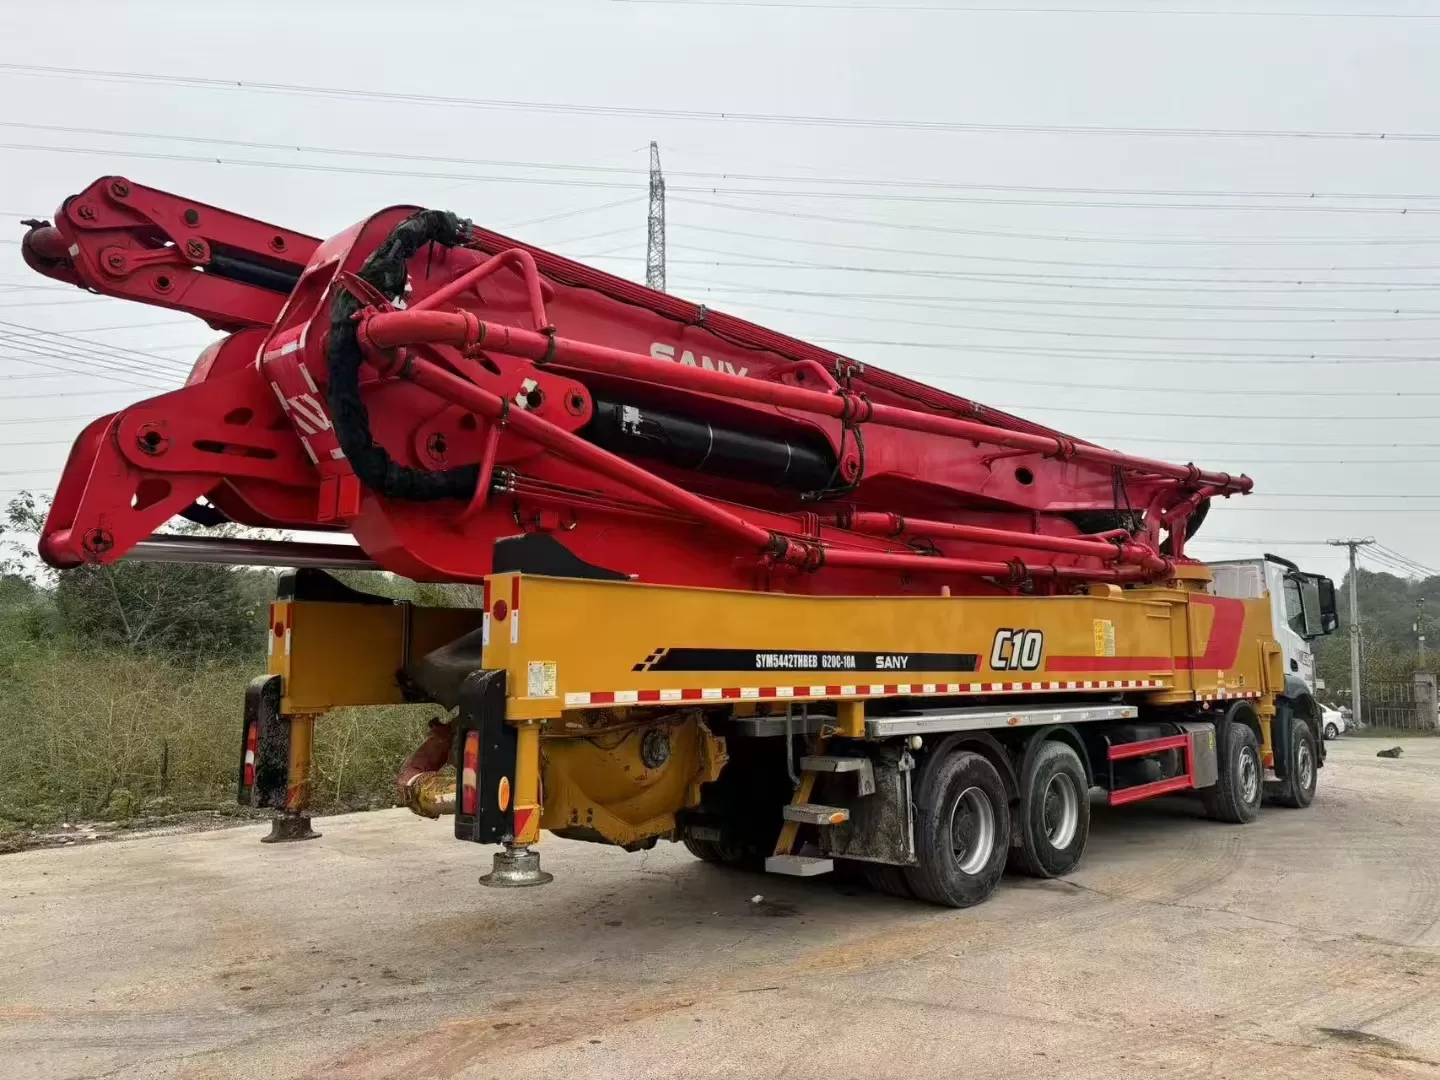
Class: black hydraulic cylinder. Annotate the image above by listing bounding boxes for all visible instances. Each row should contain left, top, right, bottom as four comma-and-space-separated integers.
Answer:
208, 251, 303, 294
586, 398, 836, 490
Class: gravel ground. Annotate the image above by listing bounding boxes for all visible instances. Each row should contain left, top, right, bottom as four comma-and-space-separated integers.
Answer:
2, 737, 1438, 1079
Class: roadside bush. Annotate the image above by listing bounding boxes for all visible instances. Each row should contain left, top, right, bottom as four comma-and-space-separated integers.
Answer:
0, 643, 434, 826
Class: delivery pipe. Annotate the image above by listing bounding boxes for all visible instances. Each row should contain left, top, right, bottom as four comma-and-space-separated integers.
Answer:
359, 310, 1251, 495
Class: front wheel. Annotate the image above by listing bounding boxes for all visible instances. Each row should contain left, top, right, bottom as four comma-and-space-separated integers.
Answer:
904, 749, 1011, 908
1275, 717, 1318, 809
1324, 722, 1339, 741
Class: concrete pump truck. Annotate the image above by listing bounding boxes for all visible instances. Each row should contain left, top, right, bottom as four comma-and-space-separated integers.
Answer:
20, 177, 1337, 906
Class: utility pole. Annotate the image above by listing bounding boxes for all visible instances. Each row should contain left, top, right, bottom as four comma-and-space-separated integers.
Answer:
1329, 538, 1374, 726
645, 141, 666, 292
1416, 597, 1427, 666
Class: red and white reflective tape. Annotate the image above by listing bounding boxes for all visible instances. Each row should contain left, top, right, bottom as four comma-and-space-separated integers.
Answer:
1198, 689, 1263, 703
562, 678, 1166, 708
509, 577, 521, 645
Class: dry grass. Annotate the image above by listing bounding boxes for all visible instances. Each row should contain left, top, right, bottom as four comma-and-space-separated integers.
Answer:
0, 643, 433, 825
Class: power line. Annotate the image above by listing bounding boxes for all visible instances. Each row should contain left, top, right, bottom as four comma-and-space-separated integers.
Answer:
679, 280, 1440, 319
671, 259, 1440, 295
19, 119, 1440, 208
718, 296, 1440, 336
666, 244, 1440, 290
675, 197, 1440, 247
0, 340, 176, 392
0, 319, 192, 369
1251, 493, 1440, 500
611, 1, 1440, 15
1370, 543, 1440, 576
989, 402, 1437, 420
14, 62, 1440, 144
669, 219, 1440, 277
18, 137, 1440, 219
496, 196, 645, 232
900, 369, 1440, 399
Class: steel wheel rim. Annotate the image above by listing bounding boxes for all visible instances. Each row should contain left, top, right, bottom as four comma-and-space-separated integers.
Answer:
1297, 739, 1314, 791
950, 785, 996, 876
1043, 771, 1080, 850
1239, 746, 1260, 804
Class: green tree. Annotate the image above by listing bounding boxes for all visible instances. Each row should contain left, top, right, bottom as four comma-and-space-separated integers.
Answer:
3, 492, 273, 661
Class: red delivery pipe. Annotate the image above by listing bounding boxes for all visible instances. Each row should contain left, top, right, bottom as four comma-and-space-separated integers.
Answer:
819, 547, 1149, 583
409, 247, 554, 327
842, 512, 1170, 573
359, 311, 1251, 495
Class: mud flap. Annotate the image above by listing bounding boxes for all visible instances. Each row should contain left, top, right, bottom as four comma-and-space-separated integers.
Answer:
239, 675, 290, 809
452, 669, 518, 844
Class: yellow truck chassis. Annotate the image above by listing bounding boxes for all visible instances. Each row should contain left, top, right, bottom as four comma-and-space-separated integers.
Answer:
238, 564, 1325, 907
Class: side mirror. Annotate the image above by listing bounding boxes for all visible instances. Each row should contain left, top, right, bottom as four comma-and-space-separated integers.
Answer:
1303, 574, 1339, 638
1318, 577, 1338, 634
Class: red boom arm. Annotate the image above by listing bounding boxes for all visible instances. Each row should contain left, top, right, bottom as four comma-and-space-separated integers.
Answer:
22, 177, 1248, 597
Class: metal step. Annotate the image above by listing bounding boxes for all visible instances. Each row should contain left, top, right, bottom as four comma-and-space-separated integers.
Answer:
782, 803, 850, 825
801, 755, 877, 796
764, 854, 835, 877
800, 755, 867, 773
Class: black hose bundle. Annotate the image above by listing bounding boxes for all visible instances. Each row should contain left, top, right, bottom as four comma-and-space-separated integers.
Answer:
327, 209, 480, 501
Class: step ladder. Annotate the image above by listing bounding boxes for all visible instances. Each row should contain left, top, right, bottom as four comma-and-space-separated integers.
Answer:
765, 752, 875, 877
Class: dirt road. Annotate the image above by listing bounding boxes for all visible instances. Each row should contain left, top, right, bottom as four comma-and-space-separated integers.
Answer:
3, 737, 1439, 1079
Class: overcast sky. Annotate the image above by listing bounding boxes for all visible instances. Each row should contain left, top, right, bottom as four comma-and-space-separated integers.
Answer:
7, 0, 1440, 581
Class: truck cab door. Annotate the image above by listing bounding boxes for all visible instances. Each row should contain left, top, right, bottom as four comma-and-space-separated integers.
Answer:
1275, 569, 1338, 693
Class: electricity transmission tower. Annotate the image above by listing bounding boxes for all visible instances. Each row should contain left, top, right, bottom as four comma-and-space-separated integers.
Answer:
1328, 538, 1375, 726
645, 141, 666, 292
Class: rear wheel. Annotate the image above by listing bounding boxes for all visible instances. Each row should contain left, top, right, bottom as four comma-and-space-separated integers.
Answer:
1202, 718, 1262, 824
1010, 740, 1091, 878
683, 837, 730, 864
904, 750, 1010, 908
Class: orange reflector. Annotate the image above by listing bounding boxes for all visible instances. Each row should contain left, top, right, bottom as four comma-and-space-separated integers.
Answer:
828, 811, 846, 825
461, 730, 480, 815
497, 776, 511, 812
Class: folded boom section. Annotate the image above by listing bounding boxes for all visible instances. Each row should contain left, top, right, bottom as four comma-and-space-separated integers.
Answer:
23, 176, 1249, 595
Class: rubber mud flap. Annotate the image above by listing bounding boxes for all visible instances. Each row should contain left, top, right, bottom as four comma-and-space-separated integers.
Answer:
240, 675, 289, 809
452, 669, 516, 844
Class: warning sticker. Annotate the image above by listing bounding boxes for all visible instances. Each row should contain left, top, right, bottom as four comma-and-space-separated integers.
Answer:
527, 660, 557, 698
1093, 619, 1116, 658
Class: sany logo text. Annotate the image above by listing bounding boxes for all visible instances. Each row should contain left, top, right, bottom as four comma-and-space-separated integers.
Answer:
650, 343, 748, 378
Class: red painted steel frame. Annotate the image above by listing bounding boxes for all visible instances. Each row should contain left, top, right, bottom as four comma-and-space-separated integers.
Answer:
1107, 733, 1197, 806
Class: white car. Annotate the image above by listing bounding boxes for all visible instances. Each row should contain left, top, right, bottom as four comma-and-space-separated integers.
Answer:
1320, 705, 1348, 741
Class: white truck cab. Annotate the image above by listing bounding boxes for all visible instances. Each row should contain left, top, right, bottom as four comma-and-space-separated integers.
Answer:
1209, 555, 1339, 696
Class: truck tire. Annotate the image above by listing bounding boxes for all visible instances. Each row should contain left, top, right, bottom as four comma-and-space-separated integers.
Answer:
1010, 740, 1091, 878
683, 837, 728, 864
863, 864, 914, 899
1275, 717, 1318, 810
1201, 719, 1262, 824
903, 749, 1010, 908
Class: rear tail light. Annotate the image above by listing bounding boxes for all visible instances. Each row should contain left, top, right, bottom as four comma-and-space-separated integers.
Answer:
461, 730, 480, 815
